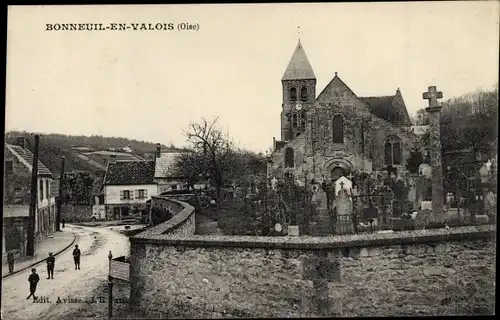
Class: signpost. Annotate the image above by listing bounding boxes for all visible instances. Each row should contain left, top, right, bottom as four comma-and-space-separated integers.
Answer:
108, 251, 130, 318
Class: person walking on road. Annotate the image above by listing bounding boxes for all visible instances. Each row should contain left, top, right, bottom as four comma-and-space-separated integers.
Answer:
46, 252, 55, 279
26, 268, 40, 301
73, 245, 81, 270
62, 218, 65, 228
7, 250, 15, 273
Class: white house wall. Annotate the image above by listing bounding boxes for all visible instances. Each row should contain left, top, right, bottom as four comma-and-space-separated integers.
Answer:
104, 184, 158, 205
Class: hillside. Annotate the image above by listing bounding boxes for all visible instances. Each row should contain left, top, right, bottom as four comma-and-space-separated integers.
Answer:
4, 131, 175, 176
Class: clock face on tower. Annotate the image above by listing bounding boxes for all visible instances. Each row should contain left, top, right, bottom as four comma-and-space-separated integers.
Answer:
295, 102, 303, 111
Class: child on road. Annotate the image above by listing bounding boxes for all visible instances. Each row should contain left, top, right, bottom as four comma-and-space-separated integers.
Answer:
73, 245, 81, 270
46, 252, 55, 279
26, 268, 40, 301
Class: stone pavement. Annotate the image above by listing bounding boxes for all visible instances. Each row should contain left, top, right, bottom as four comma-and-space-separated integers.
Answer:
2, 228, 76, 278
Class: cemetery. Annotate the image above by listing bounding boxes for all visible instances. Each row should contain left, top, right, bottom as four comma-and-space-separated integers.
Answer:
125, 84, 496, 318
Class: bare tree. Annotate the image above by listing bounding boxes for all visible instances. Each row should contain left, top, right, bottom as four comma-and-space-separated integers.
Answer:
183, 117, 238, 211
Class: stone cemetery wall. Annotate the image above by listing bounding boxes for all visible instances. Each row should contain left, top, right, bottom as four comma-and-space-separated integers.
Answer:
61, 203, 93, 222
130, 210, 495, 318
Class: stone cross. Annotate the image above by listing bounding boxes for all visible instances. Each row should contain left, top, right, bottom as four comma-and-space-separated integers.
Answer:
347, 172, 354, 180
423, 86, 443, 110
423, 85, 444, 224
340, 181, 345, 190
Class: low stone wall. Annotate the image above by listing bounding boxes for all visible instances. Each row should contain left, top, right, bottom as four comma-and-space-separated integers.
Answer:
61, 204, 93, 222
130, 197, 495, 317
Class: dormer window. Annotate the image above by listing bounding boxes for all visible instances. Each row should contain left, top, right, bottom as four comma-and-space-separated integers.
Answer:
290, 87, 297, 101
300, 87, 308, 101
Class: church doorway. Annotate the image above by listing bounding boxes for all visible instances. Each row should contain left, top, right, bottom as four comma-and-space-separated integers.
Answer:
331, 166, 346, 182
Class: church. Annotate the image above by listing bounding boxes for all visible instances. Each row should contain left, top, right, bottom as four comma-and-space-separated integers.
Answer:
267, 40, 418, 184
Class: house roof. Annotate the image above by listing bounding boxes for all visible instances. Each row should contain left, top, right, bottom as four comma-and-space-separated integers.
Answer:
154, 152, 182, 178
358, 96, 395, 121
3, 205, 30, 218
104, 160, 155, 185
5, 143, 52, 176
282, 40, 316, 81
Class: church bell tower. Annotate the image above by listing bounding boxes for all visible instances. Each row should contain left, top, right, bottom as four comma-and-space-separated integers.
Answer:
281, 40, 316, 141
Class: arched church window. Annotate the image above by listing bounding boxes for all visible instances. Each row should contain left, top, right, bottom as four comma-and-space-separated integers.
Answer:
384, 136, 403, 165
284, 147, 295, 168
332, 114, 344, 143
300, 112, 306, 129
384, 142, 392, 165
292, 113, 298, 128
290, 87, 297, 101
393, 141, 402, 165
300, 87, 308, 101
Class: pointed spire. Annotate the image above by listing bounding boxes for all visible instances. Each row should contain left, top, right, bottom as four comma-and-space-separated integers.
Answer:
282, 40, 316, 81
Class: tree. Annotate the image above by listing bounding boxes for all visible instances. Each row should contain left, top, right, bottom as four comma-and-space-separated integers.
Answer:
171, 150, 206, 202
183, 117, 238, 212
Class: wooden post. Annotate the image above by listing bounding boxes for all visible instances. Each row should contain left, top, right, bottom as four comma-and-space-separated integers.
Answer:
108, 275, 113, 318
27, 135, 40, 257
56, 156, 66, 232
108, 251, 113, 318
456, 181, 461, 223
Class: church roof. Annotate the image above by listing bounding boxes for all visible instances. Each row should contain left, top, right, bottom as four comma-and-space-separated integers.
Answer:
358, 96, 395, 122
282, 40, 316, 81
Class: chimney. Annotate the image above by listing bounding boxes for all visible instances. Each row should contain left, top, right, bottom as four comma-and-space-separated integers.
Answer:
109, 155, 116, 163
14, 136, 27, 149
156, 143, 161, 158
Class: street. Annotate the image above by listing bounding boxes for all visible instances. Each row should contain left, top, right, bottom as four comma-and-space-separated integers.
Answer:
1, 225, 130, 320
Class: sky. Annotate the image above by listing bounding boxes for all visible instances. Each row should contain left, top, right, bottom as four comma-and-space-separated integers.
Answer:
5, 2, 499, 153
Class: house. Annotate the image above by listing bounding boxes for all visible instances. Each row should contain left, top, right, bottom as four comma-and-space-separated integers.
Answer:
153, 144, 207, 194
122, 146, 133, 153
153, 144, 187, 194
103, 160, 156, 220
3, 137, 57, 260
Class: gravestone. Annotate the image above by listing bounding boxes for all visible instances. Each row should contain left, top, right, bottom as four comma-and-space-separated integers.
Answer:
270, 177, 278, 191
311, 184, 328, 211
418, 163, 432, 178
421, 201, 432, 210
334, 188, 354, 235
484, 190, 496, 217
479, 162, 491, 184
310, 184, 331, 236
334, 176, 352, 197
407, 179, 417, 209
475, 214, 490, 224
288, 225, 300, 236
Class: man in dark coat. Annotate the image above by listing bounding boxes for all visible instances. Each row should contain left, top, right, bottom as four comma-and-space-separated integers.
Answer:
72, 245, 81, 270
26, 268, 40, 301
46, 252, 55, 279
62, 218, 66, 228
7, 250, 15, 273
